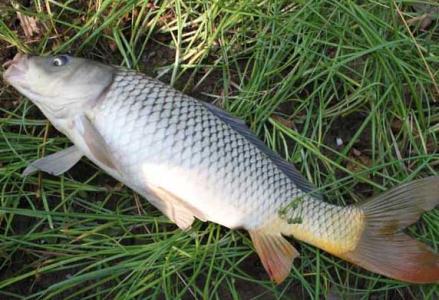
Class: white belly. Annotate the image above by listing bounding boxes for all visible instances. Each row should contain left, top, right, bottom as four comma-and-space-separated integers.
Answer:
140, 162, 246, 229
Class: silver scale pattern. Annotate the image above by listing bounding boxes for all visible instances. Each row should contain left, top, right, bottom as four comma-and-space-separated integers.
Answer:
92, 69, 340, 231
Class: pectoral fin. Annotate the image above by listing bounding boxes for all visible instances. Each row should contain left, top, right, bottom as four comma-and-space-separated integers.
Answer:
75, 115, 118, 172
149, 186, 207, 230
249, 229, 299, 284
22, 146, 83, 176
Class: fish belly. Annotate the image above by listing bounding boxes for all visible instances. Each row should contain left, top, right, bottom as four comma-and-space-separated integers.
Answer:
139, 162, 247, 228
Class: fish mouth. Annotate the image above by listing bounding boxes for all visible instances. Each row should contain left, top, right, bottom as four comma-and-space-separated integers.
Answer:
3, 53, 30, 86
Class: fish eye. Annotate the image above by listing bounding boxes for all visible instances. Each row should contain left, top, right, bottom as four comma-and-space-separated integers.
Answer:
52, 55, 69, 67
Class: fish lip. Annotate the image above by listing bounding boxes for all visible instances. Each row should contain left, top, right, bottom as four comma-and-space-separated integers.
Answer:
3, 53, 30, 86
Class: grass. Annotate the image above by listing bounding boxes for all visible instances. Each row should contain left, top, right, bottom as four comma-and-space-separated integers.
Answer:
0, 0, 438, 299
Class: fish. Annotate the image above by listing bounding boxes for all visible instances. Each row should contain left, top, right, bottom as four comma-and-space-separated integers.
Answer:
3, 53, 439, 284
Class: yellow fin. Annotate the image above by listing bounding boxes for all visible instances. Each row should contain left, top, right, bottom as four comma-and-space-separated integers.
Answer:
249, 229, 299, 284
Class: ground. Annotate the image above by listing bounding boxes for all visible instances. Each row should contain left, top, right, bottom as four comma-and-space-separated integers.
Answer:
0, 1, 438, 299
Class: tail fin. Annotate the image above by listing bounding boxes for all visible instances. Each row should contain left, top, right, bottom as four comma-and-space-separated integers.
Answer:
343, 176, 439, 283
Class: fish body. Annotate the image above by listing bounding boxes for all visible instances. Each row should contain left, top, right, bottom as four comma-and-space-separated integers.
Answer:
87, 68, 365, 256
90, 69, 323, 230
3, 54, 439, 284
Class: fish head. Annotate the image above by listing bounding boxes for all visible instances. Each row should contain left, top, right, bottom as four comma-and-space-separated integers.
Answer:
3, 53, 114, 115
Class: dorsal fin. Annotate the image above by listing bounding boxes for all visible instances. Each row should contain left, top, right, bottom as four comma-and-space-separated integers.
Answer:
202, 102, 321, 199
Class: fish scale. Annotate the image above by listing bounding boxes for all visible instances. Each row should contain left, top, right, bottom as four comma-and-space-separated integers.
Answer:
92, 69, 315, 230
91, 69, 363, 253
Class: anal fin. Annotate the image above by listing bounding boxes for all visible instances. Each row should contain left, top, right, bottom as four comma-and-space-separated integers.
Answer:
249, 229, 299, 284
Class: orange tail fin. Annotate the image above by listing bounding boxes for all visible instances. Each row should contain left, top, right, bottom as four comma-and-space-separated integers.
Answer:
343, 176, 439, 283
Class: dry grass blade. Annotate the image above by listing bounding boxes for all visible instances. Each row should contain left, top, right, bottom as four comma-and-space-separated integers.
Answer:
16, 11, 40, 39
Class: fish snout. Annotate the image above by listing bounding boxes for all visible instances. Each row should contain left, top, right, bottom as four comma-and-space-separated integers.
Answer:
3, 53, 30, 85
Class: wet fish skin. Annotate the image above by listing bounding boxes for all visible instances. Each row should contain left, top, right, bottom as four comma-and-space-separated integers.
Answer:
91, 69, 314, 229
3, 54, 439, 284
